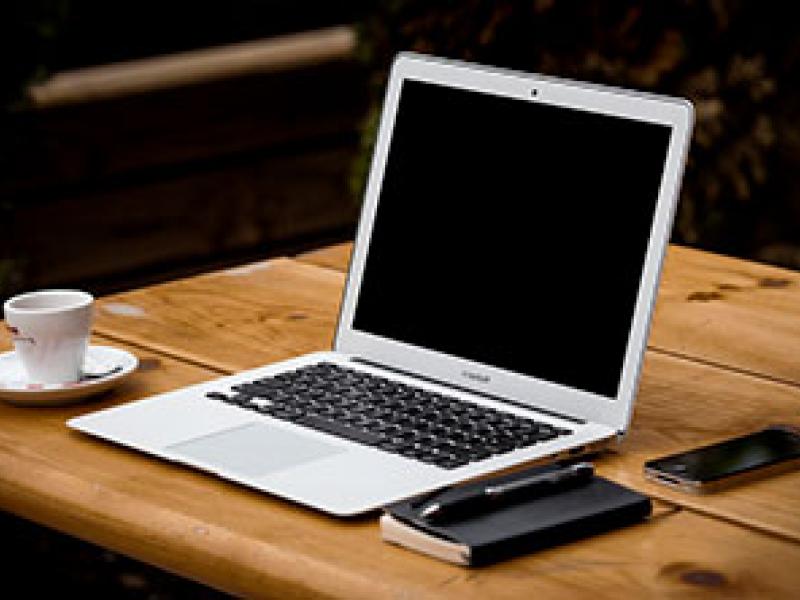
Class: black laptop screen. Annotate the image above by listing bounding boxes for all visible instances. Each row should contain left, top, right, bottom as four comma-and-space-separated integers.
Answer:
352, 79, 672, 398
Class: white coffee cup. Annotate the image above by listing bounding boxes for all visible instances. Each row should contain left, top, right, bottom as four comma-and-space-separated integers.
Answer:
3, 290, 94, 384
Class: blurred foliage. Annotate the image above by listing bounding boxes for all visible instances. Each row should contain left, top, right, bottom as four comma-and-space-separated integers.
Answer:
353, 0, 800, 268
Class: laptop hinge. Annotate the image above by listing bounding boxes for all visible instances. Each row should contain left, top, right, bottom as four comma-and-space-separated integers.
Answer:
351, 357, 586, 425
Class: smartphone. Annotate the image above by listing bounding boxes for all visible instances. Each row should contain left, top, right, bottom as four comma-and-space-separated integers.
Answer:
644, 425, 800, 493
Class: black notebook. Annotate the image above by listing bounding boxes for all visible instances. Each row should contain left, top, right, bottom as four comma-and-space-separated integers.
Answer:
381, 465, 652, 566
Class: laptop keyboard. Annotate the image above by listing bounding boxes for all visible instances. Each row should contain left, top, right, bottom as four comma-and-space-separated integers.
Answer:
205, 362, 572, 469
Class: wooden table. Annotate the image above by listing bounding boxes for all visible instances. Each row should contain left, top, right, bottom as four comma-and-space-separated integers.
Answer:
2, 242, 800, 598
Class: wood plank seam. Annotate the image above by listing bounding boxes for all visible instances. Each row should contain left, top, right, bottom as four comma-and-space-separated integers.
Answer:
649, 346, 800, 392
607, 459, 800, 544
85, 254, 800, 546
94, 330, 229, 377
92, 328, 800, 544
293, 254, 800, 393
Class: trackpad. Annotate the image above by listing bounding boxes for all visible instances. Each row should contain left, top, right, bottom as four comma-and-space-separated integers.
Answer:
168, 422, 345, 477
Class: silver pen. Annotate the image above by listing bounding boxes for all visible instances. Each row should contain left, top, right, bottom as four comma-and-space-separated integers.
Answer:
420, 462, 594, 523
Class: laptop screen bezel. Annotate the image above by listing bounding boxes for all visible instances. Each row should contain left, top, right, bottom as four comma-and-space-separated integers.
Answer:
334, 52, 693, 433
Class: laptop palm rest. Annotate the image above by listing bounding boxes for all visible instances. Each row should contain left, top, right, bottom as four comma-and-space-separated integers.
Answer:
167, 423, 345, 478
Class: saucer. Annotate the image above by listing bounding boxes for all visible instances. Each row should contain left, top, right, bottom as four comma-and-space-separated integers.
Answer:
0, 345, 138, 406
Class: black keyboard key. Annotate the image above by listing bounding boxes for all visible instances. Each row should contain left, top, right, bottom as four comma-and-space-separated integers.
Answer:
467, 449, 492, 461
486, 440, 516, 454
437, 456, 470, 469
228, 393, 253, 406
295, 415, 382, 446
378, 439, 407, 453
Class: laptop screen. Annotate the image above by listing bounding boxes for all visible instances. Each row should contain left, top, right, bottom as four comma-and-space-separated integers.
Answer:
352, 79, 672, 398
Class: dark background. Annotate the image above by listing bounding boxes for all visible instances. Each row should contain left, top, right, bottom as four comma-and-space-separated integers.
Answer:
0, 1, 373, 300
354, 1, 800, 270
2, 1, 800, 303
1, 0, 799, 597
2, 1, 800, 305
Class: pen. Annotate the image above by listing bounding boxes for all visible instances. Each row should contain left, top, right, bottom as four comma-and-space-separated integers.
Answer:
419, 462, 594, 524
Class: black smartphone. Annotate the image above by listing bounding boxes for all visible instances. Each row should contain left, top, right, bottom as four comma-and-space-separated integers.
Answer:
644, 425, 800, 493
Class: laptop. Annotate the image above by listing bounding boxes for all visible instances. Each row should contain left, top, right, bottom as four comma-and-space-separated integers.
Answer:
69, 53, 693, 516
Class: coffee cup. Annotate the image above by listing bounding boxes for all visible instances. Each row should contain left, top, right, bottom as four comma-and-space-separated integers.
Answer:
3, 290, 94, 384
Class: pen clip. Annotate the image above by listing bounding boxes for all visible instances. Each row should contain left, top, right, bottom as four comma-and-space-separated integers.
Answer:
410, 486, 450, 510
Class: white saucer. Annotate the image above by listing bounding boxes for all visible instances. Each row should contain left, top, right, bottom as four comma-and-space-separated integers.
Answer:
0, 345, 138, 406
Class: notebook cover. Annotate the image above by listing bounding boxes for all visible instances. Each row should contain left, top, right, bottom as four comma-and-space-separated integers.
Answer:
385, 466, 652, 566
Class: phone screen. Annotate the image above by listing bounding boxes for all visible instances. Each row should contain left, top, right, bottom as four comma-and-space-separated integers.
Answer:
646, 427, 800, 483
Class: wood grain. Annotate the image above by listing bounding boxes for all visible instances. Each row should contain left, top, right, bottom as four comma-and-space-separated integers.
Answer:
602, 350, 800, 543
92, 255, 800, 542
651, 245, 800, 387
296, 241, 354, 272
296, 242, 800, 388
94, 258, 344, 373
1, 336, 799, 598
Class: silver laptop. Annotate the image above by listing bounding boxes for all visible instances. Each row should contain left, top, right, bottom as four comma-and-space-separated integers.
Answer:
69, 53, 693, 516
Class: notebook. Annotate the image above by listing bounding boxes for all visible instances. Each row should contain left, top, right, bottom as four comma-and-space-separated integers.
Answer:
381, 465, 652, 566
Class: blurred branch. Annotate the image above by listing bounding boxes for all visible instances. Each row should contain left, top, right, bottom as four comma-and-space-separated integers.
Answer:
28, 26, 356, 107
